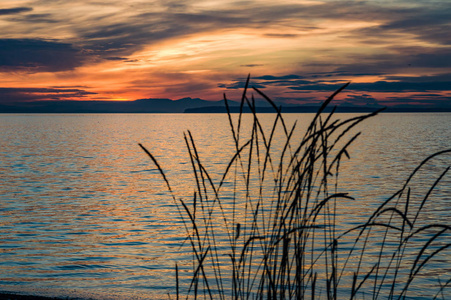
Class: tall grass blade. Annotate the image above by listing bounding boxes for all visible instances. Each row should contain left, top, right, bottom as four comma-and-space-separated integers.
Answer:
140, 77, 450, 300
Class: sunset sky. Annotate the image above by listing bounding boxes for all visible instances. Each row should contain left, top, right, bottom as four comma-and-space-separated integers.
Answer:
1, 0, 450, 107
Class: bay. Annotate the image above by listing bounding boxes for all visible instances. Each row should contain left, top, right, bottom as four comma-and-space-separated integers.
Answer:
0, 113, 450, 299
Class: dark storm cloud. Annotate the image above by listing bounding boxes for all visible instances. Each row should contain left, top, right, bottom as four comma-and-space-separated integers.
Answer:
343, 94, 381, 107
381, 94, 451, 107
386, 73, 451, 83
287, 80, 451, 93
308, 48, 451, 78
224, 73, 451, 94
271, 96, 320, 105
0, 39, 85, 72
219, 75, 325, 90
347, 77, 451, 93
0, 88, 97, 103
218, 80, 266, 90
255, 75, 304, 81
105, 57, 129, 61
0, 7, 32, 15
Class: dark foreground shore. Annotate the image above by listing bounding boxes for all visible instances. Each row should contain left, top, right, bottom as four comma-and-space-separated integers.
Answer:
0, 292, 86, 300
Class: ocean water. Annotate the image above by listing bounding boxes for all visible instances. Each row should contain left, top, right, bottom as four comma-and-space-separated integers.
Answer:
0, 113, 450, 299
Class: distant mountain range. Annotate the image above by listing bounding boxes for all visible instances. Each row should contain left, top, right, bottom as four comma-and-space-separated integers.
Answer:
0, 97, 223, 113
1, 97, 450, 113
184, 106, 451, 113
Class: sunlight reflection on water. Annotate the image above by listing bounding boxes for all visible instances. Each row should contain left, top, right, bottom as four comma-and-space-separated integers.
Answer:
0, 113, 449, 299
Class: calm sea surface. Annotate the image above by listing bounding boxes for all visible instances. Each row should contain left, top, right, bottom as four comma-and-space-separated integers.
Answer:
0, 113, 450, 299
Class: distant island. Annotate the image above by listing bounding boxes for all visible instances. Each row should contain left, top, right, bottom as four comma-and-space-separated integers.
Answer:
184, 106, 451, 113
0, 97, 216, 114
1, 97, 450, 113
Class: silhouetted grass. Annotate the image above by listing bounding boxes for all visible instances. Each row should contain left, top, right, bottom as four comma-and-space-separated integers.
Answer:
140, 78, 450, 299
